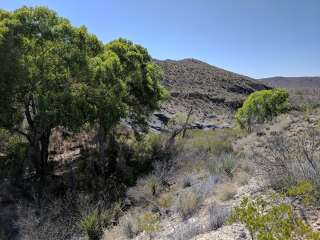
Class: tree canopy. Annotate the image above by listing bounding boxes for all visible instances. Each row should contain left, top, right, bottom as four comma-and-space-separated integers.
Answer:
0, 6, 167, 179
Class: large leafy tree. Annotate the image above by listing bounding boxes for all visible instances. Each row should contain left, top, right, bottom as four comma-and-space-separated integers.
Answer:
0, 7, 102, 178
88, 39, 168, 170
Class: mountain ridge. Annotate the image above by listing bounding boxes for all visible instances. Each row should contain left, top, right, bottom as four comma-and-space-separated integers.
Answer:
260, 76, 320, 88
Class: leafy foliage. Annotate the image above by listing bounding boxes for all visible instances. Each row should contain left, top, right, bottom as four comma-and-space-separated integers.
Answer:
287, 181, 318, 206
0, 6, 102, 178
236, 89, 289, 130
229, 195, 320, 240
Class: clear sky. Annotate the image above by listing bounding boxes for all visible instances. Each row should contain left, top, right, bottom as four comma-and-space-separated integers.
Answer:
1, 0, 319, 78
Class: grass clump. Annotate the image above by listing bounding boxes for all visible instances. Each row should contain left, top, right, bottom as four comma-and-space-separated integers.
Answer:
208, 153, 238, 179
176, 189, 203, 220
217, 183, 237, 201
208, 204, 230, 230
157, 193, 173, 209
80, 203, 123, 240
80, 210, 102, 240
119, 211, 160, 239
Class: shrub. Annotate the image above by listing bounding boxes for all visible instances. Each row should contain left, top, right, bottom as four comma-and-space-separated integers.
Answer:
127, 174, 162, 204
119, 211, 160, 239
255, 129, 320, 191
229, 195, 320, 240
287, 181, 317, 206
136, 212, 160, 235
119, 213, 140, 239
236, 89, 289, 130
208, 204, 230, 230
176, 189, 202, 220
170, 221, 203, 240
80, 203, 123, 240
157, 193, 173, 209
218, 183, 237, 201
0, 135, 29, 184
208, 153, 238, 179
80, 210, 102, 240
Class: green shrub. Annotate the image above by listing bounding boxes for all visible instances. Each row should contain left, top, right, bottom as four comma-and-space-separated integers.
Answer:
229, 195, 320, 240
80, 203, 123, 240
236, 89, 289, 130
0, 132, 28, 184
287, 181, 318, 206
80, 210, 102, 240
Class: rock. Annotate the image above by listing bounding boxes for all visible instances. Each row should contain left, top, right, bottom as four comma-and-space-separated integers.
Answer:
256, 131, 266, 137
153, 112, 172, 124
190, 122, 218, 130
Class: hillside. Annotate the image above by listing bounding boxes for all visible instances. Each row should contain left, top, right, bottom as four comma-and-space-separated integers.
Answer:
153, 59, 270, 127
261, 76, 320, 88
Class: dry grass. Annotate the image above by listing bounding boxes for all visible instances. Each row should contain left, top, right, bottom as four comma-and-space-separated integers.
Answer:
157, 192, 174, 209
175, 189, 203, 220
216, 183, 237, 201
207, 204, 230, 230
255, 128, 320, 190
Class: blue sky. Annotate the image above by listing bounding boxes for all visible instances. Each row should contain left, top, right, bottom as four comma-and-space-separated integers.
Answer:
1, 0, 319, 78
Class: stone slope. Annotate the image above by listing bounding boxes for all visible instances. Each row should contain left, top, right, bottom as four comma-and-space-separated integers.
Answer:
152, 59, 270, 129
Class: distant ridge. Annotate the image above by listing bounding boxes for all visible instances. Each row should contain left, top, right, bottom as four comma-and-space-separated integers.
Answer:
153, 58, 270, 124
261, 76, 320, 88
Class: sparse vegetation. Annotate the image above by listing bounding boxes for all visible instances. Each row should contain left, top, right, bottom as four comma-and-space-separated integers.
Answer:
217, 183, 237, 201
255, 128, 320, 191
207, 204, 230, 231
229, 195, 320, 240
176, 189, 203, 220
157, 192, 174, 209
118, 210, 160, 239
208, 152, 238, 179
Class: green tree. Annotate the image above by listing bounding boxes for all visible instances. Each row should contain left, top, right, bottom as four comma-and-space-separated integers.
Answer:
0, 7, 102, 180
87, 38, 168, 170
235, 89, 288, 131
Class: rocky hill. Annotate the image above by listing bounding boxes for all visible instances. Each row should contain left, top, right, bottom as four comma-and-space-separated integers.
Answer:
152, 59, 270, 129
261, 76, 320, 88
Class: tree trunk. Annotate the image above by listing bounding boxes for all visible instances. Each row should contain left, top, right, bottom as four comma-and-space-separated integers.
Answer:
28, 127, 51, 179
97, 125, 108, 163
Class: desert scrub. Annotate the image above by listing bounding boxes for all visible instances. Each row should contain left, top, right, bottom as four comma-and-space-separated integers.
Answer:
229, 195, 320, 240
137, 212, 160, 235
119, 211, 160, 239
157, 192, 173, 209
80, 210, 102, 240
208, 204, 230, 230
287, 180, 318, 206
186, 128, 236, 155
208, 152, 238, 179
127, 174, 163, 204
236, 89, 289, 130
176, 189, 203, 220
217, 183, 237, 201
80, 203, 123, 240
255, 129, 320, 191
